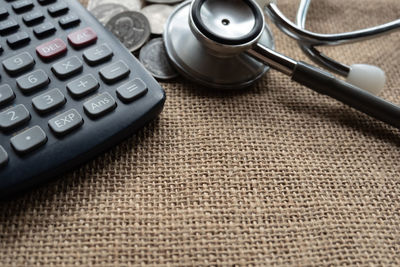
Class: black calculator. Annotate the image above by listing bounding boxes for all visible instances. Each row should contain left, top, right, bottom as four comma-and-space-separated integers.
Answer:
0, 0, 166, 198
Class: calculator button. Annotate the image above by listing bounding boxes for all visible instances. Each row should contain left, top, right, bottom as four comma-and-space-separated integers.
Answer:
38, 0, 56, 5
33, 22, 56, 38
99, 60, 130, 84
83, 44, 113, 66
12, 0, 34, 13
48, 2, 68, 17
36, 38, 67, 60
0, 8, 9, 20
67, 27, 97, 48
116, 78, 148, 103
23, 10, 45, 26
11, 126, 47, 154
67, 74, 99, 98
2, 52, 35, 75
0, 19, 19, 35
0, 84, 15, 106
83, 92, 116, 118
32, 88, 65, 113
51, 56, 83, 79
59, 14, 80, 29
0, 146, 8, 168
17, 69, 49, 93
48, 108, 83, 136
7, 31, 31, 48
0, 104, 30, 131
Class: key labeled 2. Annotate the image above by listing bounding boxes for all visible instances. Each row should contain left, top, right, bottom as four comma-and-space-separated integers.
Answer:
0, 104, 30, 131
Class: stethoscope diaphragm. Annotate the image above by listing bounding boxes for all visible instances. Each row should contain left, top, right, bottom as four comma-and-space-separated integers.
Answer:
164, 0, 275, 89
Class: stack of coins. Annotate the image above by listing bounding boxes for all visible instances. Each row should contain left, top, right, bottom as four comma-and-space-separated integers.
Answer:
87, 0, 183, 80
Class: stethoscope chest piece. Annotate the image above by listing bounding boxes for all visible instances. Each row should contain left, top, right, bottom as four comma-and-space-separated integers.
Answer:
164, 0, 275, 89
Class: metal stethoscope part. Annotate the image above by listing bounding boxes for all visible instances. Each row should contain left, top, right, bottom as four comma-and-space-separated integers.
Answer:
267, 0, 400, 94
164, 0, 400, 129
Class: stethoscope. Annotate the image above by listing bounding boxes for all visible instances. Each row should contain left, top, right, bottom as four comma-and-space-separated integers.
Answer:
163, 0, 400, 130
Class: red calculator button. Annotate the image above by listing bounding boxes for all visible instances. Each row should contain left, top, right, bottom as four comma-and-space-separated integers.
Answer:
36, 38, 67, 60
67, 27, 97, 48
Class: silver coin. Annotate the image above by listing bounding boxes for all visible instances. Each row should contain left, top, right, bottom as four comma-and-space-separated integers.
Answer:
90, 3, 128, 25
88, 0, 144, 11
106, 11, 151, 52
139, 38, 179, 80
146, 0, 183, 4
141, 4, 175, 35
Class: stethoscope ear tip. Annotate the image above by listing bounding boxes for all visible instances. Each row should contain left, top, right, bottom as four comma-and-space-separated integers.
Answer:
346, 64, 386, 95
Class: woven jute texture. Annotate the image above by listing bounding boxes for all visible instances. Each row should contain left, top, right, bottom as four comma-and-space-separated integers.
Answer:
1, 0, 400, 266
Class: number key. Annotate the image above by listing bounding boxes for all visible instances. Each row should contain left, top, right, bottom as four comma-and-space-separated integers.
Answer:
0, 104, 30, 131
0, 84, 15, 106
2, 52, 35, 75
32, 88, 65, 113
17, 69, 49, 93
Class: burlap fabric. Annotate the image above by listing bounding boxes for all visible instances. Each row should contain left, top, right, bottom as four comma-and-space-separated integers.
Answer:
1, 0, 399, 265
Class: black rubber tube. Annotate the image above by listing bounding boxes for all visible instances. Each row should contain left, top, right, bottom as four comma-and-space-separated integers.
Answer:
292, 61, 400, 129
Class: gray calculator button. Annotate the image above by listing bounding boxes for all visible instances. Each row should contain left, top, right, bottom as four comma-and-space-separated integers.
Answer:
2, 52, 35, 75
99, 60, 130, 84
17, 69, 49, 93
0, 84, 15, 106
83, 92, 116, 118
32, 88, 65, 113
0, 146, 8, 167
83, 44, 113, 65
10, 126, 47, 154
52, 56, 83, 79
0, 104, 30, 130
48, 108, 83, 136
116, 78, 148, 103
67, 74, 99, 98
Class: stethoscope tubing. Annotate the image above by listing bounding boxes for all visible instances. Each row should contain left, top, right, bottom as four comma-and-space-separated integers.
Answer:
267, 0, 400, 76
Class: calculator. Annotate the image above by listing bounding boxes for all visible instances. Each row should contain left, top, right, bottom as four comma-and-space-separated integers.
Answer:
0, 0, 166, 198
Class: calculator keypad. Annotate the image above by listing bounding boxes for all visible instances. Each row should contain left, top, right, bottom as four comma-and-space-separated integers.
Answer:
0, 0, 164, 196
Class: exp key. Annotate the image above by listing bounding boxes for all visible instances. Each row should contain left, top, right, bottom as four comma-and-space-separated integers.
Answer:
48, 109, 83, 136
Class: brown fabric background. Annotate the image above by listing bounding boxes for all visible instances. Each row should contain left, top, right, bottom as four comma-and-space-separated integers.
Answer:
1, 0, 400, 265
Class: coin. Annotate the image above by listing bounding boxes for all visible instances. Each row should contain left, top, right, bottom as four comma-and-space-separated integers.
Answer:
106, 11, 151, 52
90, 3, 128, 25
88, 0, 144, 12
141, 4, 175, 35
139, 38, 179, 80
